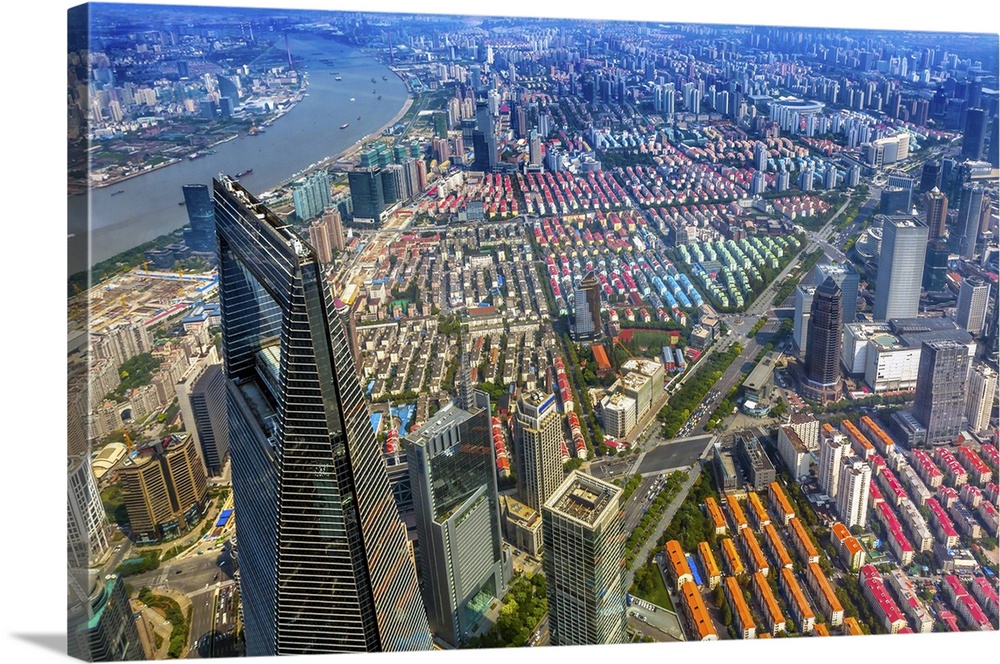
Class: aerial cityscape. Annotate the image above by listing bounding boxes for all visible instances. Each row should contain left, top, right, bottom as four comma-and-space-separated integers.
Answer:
66, 3, 999, 661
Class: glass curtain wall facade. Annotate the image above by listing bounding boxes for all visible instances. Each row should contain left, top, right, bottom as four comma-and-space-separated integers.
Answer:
406, 401, 508, 647
214, 176, 431, 657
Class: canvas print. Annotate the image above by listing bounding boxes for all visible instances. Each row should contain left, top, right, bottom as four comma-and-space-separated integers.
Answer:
67, 2, 1000, 661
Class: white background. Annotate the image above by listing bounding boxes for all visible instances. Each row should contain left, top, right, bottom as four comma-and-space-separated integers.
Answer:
3, 0, 998, 662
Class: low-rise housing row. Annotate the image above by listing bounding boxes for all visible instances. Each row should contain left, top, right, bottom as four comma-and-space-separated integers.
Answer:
724, 575, 756, 639
876, 466, 908, 507
911, 449, 943, 488
779, 567, 815, 634
935, 448, 968, 487
897, 460, 932, 506
726, 496, 749, 533
752, 571, 786, 636
697, 541, 722, 590
787, 517, 820, 565
665, 540, 694, 590
898, 499, 933, 552
761, 522, 793, 571
860, 415, 896, 457
843, 616, 865, 635
859, 565, 908, 634
874, 501, 915, 566
768, 481, 795, 525
956, 445, 992, 485
841, 420, 875, 460
705, 496, 728, 535
747, 492, 771, 530
678, 581, 718, 641
884, 569, 933, 633
947, 498, 982, 539
942, 575, 993, 631
926, 498, 960, 548
971, 577, 999, 621
979, 500, 999, 536
721, 537, 745, 577
805, 562, 844, 627
740, 527, 770, 577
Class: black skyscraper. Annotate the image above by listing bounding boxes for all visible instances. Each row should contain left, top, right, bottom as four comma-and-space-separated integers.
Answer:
962, 108, 987, 161
348, 167, 386, 224
919, 161, 940, 193
472, 99, 497, 172
804, 277, 842, 398
182, 184, 216, 254
213, 176, 431, 656
922, 240, 950, 293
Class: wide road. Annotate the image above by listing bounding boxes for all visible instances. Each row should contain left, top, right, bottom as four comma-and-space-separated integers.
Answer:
626, 465, 702, 587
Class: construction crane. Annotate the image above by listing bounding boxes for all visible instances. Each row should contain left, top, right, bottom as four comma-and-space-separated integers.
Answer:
122, 430, 135, 453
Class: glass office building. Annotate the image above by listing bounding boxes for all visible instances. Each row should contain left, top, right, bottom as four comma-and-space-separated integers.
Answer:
406, 400, 509, 647
214, 176, 432, 657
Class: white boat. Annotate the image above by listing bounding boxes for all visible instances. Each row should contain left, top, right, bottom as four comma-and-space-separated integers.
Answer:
349, 97, 356, 102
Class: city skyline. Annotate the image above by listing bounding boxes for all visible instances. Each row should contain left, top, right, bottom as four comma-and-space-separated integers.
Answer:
61, 2, 1000, 663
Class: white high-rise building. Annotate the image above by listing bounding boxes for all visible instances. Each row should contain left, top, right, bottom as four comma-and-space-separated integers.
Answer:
873, 216, 928, 321
818, 430, 851, 498
956, 276, 990, 337
836, 458, 871, 528
966, 364, 998, 433
67, 455, 112, 569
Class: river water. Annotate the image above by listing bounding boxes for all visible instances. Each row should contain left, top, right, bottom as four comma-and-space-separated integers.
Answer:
68, 34, 409, 275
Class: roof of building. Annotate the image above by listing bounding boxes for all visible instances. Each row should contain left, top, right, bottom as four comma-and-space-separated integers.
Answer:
741, 528, 769, 572
666, 540, 694, 580
769, 481, 795, 517
721, 538, 745, 575
843, 616, 864, 635
753, 571, 785, 625
724, 575, 755, 629
807, 562, 843, 614
697, 541, 721, 579
680, 581, 717, 640
788, 517, 820, 560
780, 567, 815, 621
831, 521, 864, 556
763, 523, 793, 569
860, 565, 906, 626
705, 497, 727, 531
727, 498, 749, 529
544, 472, 621, 526
747, 492, 770, 526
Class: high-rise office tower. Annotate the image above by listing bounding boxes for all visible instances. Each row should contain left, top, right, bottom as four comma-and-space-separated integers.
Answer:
182, 184, 217, 253
913, 339, 972, 444
175, 362, 230, 476
68, 573, 145, 662
573, 271, 602, 340
989, 116, 1000, 168
923, 240, 950, 292
213, 176, 431, 656
67, 454, 112, 570
873, 216, 928, 321
528, 130, 542, 167
811, 262, 859, 324
406, 402, 508, 647
919, 161, 941, 193
348, 167, 386, 224
924, 188, 949, 240
513, 390, 564, 511
118, 433, 209, 543
793, 284, 816, 355
956, 276, 991, 336
818, 430, 850, 498
962, 108, 987, 161
542, 471, 628, 646
966, 364, 998, 433
836, 458, 871, 528
803, 277, 843, 399
953, 183, 985, 260
473, 99, 497, 172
